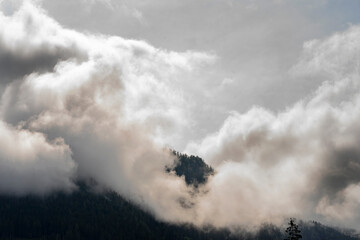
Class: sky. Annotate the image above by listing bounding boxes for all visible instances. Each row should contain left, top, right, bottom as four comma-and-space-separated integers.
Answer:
39, 0, 360, 147
1, 0, 360, 232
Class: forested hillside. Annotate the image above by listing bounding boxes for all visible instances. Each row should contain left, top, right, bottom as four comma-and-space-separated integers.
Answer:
0, 154, 358, 240
167, 151, 215, 186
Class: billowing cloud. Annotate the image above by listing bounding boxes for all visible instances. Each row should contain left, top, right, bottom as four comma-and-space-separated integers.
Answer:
0, 120, 76, 195
1, 0, 360, 233
0, 2, 87, 85
0, 1, 213, 223
187, 25, 360, 229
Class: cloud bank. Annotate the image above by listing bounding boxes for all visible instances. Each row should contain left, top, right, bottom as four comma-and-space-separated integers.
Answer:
187, 26, 360, 229
0, 1, 212, 223
1, 0, 360, 232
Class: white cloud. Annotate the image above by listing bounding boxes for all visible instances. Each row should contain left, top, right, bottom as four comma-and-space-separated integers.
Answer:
0, 120, 76, 195
186, 23, 360, 229
291, 25, 360, 82
2, 0, 360, 232
0, 1, 213, 223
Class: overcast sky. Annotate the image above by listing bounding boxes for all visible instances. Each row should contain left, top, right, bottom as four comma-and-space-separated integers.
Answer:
1, 0, 360, 232
38, 0, 360, 148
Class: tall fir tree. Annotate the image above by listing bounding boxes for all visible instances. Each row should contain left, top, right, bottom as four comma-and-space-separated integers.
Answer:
284, 218, 302, 240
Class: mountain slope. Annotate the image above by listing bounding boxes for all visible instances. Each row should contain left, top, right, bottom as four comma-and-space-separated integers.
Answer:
0, 185, 236, 240
167, 151, 215, 186
0, 154, 358, 240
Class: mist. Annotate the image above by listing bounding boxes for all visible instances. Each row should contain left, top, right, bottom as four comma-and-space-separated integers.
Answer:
1, 0, 360, 232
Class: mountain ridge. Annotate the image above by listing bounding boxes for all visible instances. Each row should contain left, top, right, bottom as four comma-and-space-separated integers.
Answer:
0, 154, 358, 240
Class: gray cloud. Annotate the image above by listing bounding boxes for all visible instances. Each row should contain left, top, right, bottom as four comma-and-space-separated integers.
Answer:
0, 41, 87, 85
0, 3, 87, 86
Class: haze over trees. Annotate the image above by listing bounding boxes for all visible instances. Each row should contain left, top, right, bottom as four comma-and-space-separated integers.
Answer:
1, 1, 360, 238
0, 154, 359, 240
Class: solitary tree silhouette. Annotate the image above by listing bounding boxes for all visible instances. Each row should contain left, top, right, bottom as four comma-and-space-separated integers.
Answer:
284, 218, 302, 240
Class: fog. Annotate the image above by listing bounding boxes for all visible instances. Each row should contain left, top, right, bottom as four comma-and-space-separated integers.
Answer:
1, 0, 360, 231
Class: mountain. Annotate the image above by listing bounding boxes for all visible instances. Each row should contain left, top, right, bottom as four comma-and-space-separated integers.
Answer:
167, 151, 215, 186
0, 154, 358, 240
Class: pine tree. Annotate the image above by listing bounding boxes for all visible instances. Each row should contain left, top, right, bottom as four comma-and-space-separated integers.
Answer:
284, 218, 302, 240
